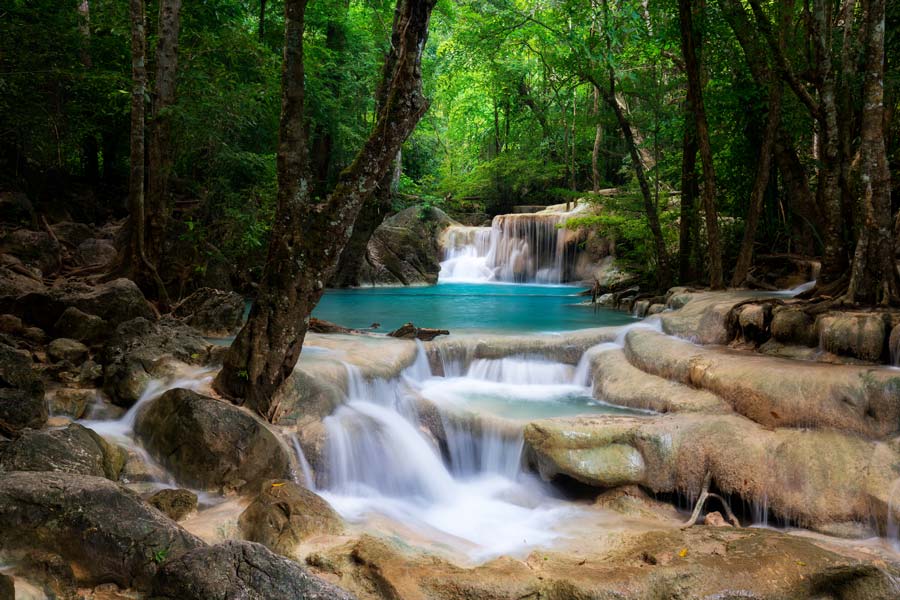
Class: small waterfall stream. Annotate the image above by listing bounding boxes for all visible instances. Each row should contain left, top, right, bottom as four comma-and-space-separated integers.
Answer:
440, 212, 575, 284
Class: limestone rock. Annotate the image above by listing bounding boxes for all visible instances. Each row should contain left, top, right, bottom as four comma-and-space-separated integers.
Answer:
102, 317, 216, 407
704, 511, 731, 527
134, 388, 292, 492
48, 338, 88, 363
12, 278, 154, 330
0, 471, 204, 588
147, 488, 198, 522
0, 423, 124, 480
817, 312, 889, 363
771, 305, 817, 347
152, 541, 355, 600
53, 306, 109, 344
46, 387, 95, 419
239, 480, 343, 555
355, 206, 454, 286
170, 287, 245, 337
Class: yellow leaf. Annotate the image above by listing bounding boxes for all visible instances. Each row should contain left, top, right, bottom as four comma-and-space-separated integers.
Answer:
678, 548, 688, 558
271, 482, 286, 488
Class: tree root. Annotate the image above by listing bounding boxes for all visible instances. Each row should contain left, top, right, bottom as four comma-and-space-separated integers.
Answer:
682, 471, 741, 528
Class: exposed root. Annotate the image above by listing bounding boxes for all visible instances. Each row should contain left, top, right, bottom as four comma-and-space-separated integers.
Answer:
682, 471, 741, 528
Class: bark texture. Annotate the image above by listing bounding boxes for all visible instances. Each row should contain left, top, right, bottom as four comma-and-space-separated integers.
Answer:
214, 0, 436, 419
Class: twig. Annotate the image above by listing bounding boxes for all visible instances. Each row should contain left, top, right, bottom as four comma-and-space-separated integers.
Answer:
682, 471, 741, 528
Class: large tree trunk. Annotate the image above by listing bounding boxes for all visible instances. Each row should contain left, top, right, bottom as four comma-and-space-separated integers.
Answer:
679, 0, 723, 289
127, 0, 148, 279
214, 0, 436, 419
846, 0, 899, 304
679, 111, 699, 283
731, 83, 783, 286
145, 0, 182, 276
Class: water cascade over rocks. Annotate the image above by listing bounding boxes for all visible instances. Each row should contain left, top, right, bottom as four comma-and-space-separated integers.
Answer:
440, 212, 578, 284
318, 344, 609, 560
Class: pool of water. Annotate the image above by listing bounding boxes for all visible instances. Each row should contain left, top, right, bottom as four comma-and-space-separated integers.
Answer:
312, 282, 637, 333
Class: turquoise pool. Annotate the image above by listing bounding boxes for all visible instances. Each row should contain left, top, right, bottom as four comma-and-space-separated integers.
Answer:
312, 282, 637, 333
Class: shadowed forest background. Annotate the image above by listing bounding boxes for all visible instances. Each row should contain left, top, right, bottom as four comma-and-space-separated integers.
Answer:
4, 0, 898, 302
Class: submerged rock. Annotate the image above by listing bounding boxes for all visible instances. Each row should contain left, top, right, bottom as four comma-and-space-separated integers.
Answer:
0, 471, 204, 589
151, 540, 355, 600
134, 388, 291, 492
0, 423, 124, 479
239, 480, 343, 556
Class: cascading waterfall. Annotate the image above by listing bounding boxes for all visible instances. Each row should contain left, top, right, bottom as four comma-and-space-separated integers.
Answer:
440, 212, 575, 284
319, 346, 582, 560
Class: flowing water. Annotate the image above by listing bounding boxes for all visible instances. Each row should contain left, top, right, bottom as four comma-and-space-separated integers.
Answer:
318, 344, 648, 561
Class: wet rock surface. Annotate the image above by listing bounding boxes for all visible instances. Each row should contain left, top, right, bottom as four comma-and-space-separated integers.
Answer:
152, 540, 355, 600
0, 471, 204, 589
134, 388, 292, 492
0, 341, 46, 436
170, 287, 245, 337
0, 423, 124, 479
239, 480, 343, 555
147, 488, 198, 522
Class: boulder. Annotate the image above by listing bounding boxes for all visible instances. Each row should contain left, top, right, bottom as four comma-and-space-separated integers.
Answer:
0, 254, 45, 298
355, 206, 454, 286
0, 314, 23, 336
0, 341, 46, 435
817, 312, 889, 363
170, 287, 245, 337
12, 278, 154, 331
0, 471, 204, 588
0, 423, 124, 480
53, 306, 109, 343
151, 540, 355, 600
0, 229, 60, 275
736, 302, 771, 343
134, 388, 292, 492
46, 387, 95, 419
147, 488, 198, 522
647, 303, 665, 315
0, 191, 34, 224
239, 480, 343, 555
771, 306, 817, 347
48, 338, 88, 363
49, 222, 93, 247
75, 238, 116, 267
102, 317, 217, 407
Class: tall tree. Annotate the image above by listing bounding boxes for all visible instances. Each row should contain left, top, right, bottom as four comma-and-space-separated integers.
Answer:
145, 0, 182, 275
678, 0, 723, 289
127, 0, 151, 287
846, 0, 899, 304
214, 0, 437, 418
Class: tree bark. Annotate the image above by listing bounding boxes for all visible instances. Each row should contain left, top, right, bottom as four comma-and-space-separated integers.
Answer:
214, 0, 436, 419
731, 83, 783, 287
128, 0, 148, 279
591, 85, 602, 193
679, 111, 699, 283
679, 0, 723, 289
845, 0, 898, 304
145, 0, 182, 274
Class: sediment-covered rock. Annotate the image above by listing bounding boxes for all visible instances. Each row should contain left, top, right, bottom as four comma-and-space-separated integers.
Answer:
170, 287, 245, 337
134, 388, 291, 492
147, 488, 198, 522
0, 423, 124, 479
239, 480, 343, 555
0, 471, 204, 588
524, 412, 900, 531
624, 328, 900, 437
151, 540, 355, 600
817, 312, 890, 363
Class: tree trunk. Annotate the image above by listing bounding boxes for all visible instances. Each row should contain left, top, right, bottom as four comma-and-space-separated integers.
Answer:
214, 0, 436, 419
591, 85, 602, 193
128, 0, 148, 278
145, 0, 182, 275
259, 0, 266, 42
731, 83, 783, 287
845, 0, 898, 304
679, 0, 723, 289
679, 111, 699, 283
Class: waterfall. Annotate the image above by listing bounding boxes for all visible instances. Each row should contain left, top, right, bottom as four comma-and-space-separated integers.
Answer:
319, 345, 575, 560
439, 212, 575, 284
